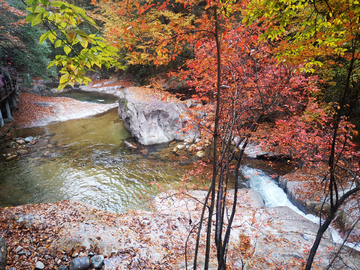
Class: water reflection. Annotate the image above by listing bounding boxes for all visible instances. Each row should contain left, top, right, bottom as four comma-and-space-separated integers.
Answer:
0, 109, 191, 213
0, 107, 293, 213
55, 89, 119, 104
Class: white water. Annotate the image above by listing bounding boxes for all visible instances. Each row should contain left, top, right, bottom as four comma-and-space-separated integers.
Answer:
242, 165, 360, 252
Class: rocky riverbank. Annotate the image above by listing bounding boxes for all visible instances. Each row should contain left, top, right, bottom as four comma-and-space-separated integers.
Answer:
1, 190, 359, 270
1, 79, 359, 269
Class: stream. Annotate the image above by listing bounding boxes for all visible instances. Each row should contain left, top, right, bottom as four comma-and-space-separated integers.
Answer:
1, 89, 358, 251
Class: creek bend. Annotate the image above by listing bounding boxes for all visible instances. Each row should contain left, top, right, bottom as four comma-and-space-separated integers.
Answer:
0, 91, 292, 213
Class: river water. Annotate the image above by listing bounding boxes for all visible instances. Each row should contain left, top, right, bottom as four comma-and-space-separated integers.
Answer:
0, 107, 200, 212
0, 91, 292, 213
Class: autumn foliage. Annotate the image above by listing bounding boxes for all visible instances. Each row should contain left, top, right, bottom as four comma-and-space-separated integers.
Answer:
19, 0, 360, 269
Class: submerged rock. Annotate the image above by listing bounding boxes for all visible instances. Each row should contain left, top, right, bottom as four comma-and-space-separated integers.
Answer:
118, 87, 198, 145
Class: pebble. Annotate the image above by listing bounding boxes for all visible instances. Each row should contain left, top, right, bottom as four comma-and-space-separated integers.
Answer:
24, 136, 34, 143
5, 155, 17, 161
18, 149, 29, 155
35, 261, 45, 269
16, 139, 25, 144
91, 255, 104, 269
15, 246, 23, 253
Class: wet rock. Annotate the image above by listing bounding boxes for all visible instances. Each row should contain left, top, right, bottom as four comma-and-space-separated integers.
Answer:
0, 236, 7, 270
5, 154, 17, 161
91, 255, 104, 269
118, 87, 198, 145
18, 149, 29, 155
24, 136, 34, 143
16, 139, 25, 145
36, 140, 50, 147
88, 252, 94, 257
35, 261, 45, 269
69, 257, 90, 270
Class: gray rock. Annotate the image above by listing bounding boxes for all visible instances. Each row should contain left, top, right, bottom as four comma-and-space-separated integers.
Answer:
118, 87, 198, 145
69, 257, 90, 270
91, 255, 104, 269
15, 214, 35, 227
24, 136, 34, 143
35, 261, 45, 269
57, 266, 69, 270
0, 236, 6, 270
14, 245, 23, 254
32, 84, 55, 96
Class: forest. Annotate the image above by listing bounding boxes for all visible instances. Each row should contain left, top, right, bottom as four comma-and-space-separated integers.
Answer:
1, 0, 360, 269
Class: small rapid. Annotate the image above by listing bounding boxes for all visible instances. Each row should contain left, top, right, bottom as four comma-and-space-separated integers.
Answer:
242, 165, 360, 252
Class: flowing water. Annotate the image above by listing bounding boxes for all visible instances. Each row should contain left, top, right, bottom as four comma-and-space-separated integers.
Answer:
0, 91, 292, 214
242, 165, 360, 252
0, 108, 197, 213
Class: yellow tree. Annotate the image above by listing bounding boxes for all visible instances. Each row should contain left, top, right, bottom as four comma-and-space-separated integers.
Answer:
25, 0, 124, 89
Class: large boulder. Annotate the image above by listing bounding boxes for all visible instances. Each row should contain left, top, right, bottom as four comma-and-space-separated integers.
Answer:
118, 87, 198, 145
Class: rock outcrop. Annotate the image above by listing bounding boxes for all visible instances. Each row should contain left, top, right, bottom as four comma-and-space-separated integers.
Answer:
1, 196, 359, 269
0, 236, 6, 270
118, 87, 198, 145
278, 170, 360, 245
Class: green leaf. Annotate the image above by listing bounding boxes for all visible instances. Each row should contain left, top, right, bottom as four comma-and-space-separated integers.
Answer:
25, 13, 37, 23
27, 0, 36, 6
39, 31, 50, 44
40, 0, 49, 6
59, 74, 69, 84
64, 46, 71, 55
31, 12, 43, 26
81, 39, 88, 48
50, 1, 66, 8
48, 31, 56, 43
54, 40, 62, 48
47, 60, 57, 69
31, 0, 40, 13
